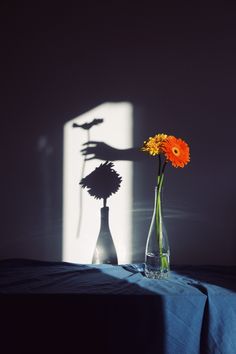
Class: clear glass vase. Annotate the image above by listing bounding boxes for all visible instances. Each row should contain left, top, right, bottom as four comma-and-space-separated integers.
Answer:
92, 206, 118, 265
145, 186, 170, 279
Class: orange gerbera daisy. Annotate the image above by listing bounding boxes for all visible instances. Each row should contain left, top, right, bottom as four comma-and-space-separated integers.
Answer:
162, 136, 190, 168
141, 134, 167, 156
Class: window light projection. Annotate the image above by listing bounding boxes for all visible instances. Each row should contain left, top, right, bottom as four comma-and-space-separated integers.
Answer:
63, 102, 133, 264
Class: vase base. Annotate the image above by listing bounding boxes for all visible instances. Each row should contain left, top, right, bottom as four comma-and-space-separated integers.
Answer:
144, 252, 169, 279
144, 267, 169, 279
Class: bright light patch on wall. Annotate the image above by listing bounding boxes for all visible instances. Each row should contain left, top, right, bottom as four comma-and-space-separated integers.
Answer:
63, 102, 133, 264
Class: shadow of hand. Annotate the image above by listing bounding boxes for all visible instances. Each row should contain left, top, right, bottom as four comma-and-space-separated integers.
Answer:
81, 141, 146, 161
81, 141, 121, 161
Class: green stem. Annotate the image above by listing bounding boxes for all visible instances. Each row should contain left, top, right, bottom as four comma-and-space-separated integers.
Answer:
156, 159, 168, 270
156, 172, 164, 253
156, 156, 161, 253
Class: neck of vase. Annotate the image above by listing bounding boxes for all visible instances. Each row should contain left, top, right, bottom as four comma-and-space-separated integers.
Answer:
100, 206, 110, 229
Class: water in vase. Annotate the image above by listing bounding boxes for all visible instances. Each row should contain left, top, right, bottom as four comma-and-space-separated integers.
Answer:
145, 252, 169, 279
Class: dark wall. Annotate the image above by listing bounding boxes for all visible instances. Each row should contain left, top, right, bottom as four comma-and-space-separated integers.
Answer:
1, 2, 236, 264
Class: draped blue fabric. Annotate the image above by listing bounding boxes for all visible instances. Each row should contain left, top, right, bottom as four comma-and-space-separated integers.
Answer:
1, 260, 236, 354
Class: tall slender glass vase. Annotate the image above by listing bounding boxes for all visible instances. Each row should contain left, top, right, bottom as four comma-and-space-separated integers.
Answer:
92, 206, 118, 265
144, 186, 170, 279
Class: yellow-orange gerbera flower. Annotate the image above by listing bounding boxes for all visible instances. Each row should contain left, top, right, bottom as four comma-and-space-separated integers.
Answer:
141, 134, 168, 156
162, 136, 190, 168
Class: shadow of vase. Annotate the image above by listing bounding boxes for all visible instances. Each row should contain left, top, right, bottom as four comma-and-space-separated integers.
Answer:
92, 206, 118, 265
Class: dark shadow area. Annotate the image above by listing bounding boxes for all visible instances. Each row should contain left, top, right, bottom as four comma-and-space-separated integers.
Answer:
0, 259, 165, 354
0, 294, 165, 354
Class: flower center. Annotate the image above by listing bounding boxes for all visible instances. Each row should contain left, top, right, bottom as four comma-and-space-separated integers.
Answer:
172, 147, 180, 156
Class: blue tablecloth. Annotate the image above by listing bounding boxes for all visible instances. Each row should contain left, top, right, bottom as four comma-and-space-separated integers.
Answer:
1, 260, 236, 354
